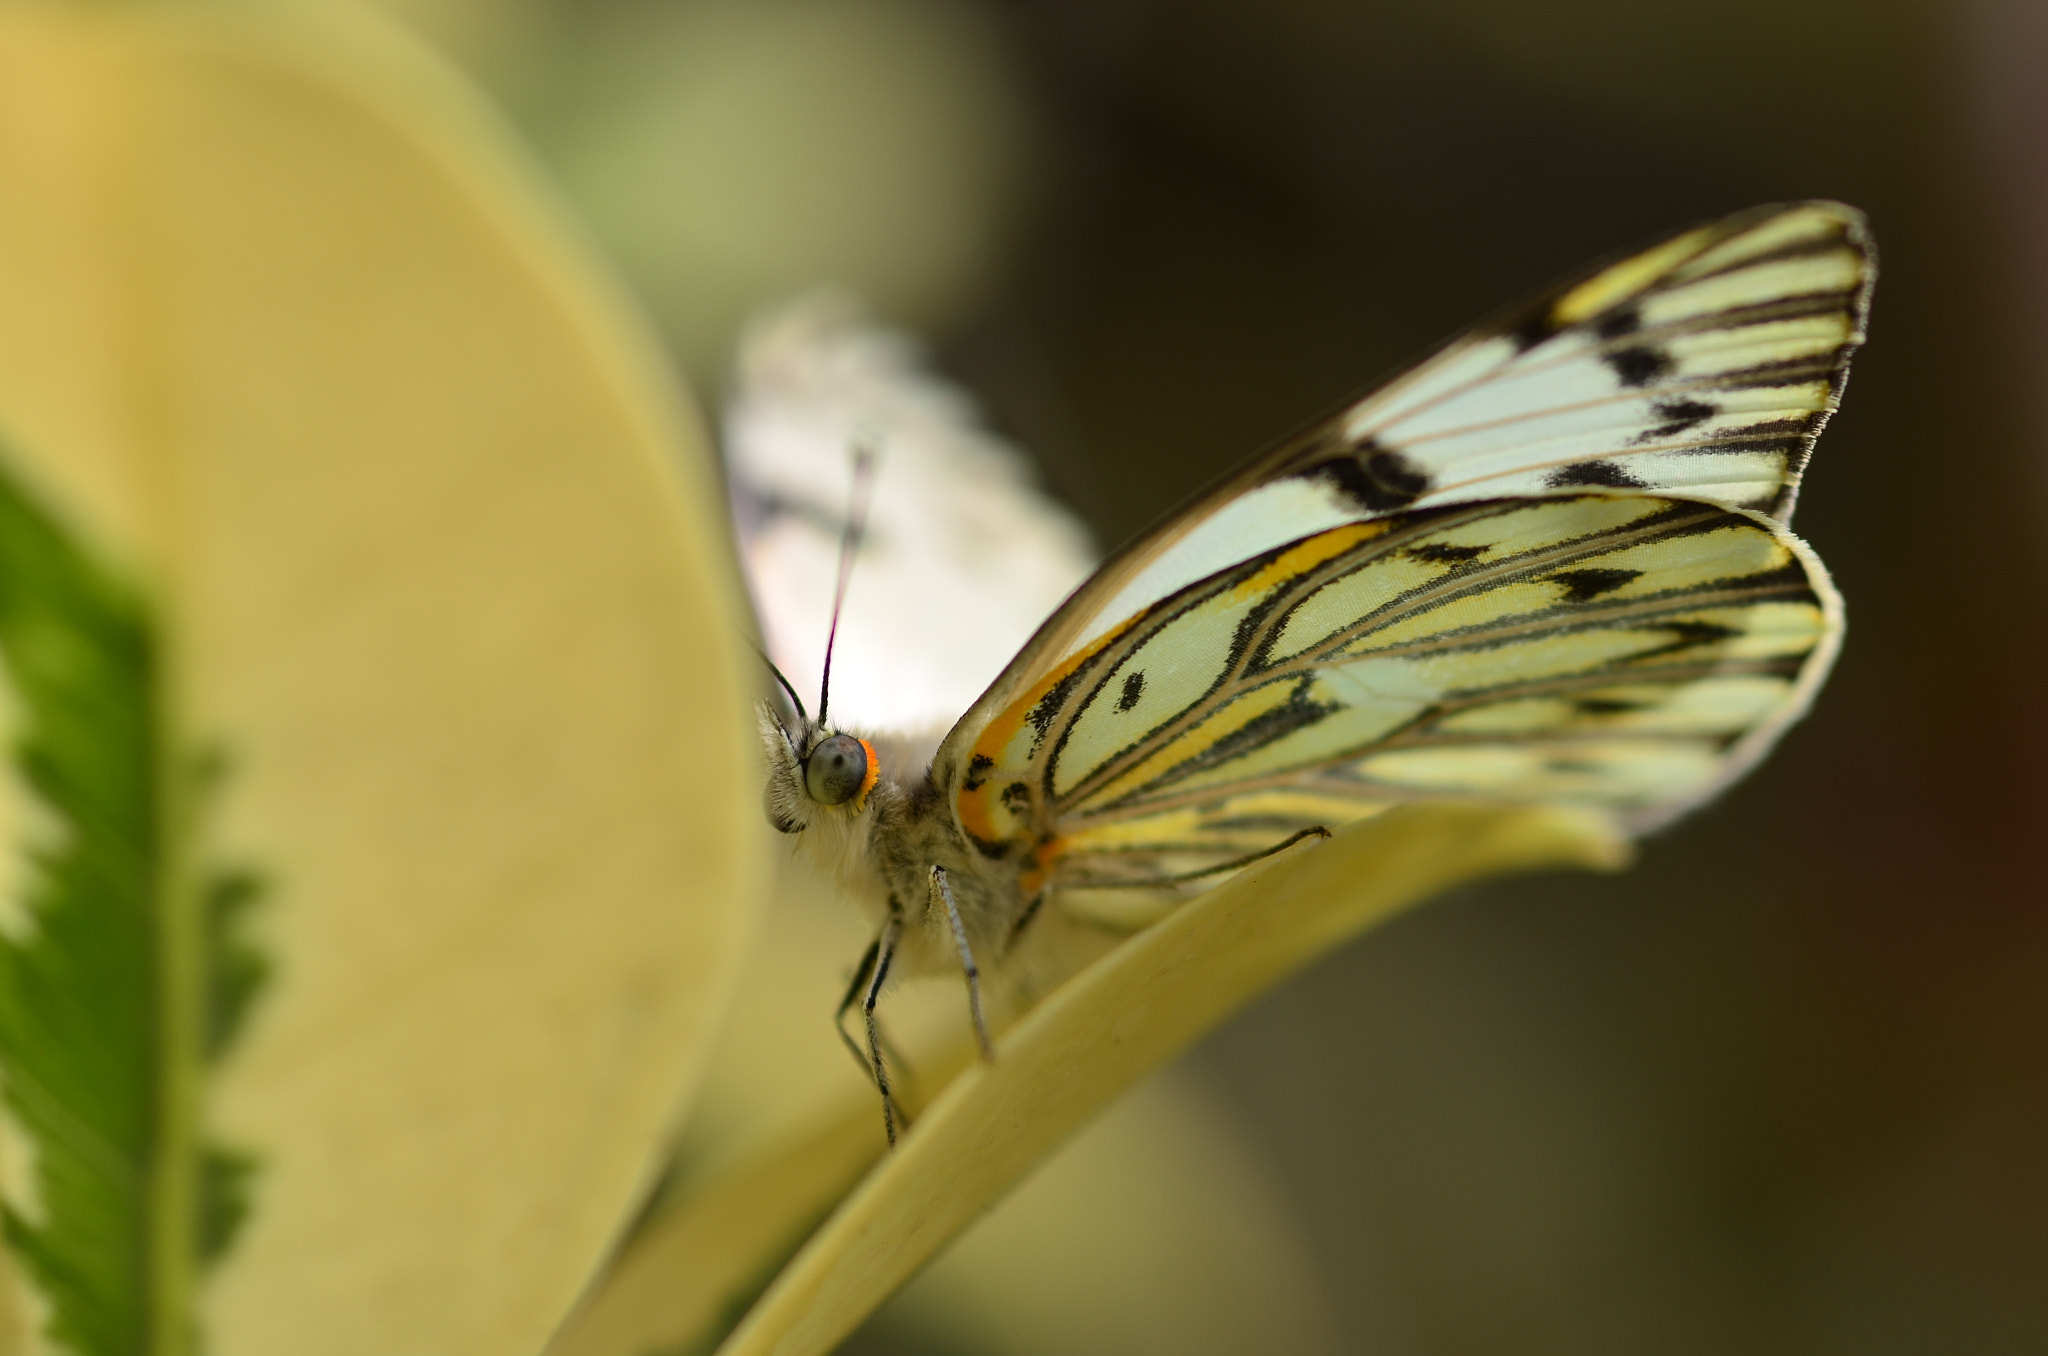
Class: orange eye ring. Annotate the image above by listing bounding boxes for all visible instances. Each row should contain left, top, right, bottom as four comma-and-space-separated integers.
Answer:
854, 738, 879, 808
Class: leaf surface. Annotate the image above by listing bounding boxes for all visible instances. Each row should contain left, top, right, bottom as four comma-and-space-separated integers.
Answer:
725, 804, 1621, 1356
0, 5, 764, 1353
560, 803, 1625, 1356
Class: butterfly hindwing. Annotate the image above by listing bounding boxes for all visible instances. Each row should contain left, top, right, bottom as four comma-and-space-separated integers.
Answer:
955, 494, 1838, 895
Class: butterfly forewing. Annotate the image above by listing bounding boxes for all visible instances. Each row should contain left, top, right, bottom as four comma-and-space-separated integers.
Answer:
934, 204, 1866, 778
1341, 206, 1866, 516
954, 494, 1839, 891
933, 202, 1865, 855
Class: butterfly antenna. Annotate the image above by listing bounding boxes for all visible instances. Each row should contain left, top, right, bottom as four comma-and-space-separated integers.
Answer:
817, 434, 878, 728
753, 644, 808, 724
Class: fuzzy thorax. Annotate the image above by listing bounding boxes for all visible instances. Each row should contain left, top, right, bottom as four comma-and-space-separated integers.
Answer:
757, 702, 956, 969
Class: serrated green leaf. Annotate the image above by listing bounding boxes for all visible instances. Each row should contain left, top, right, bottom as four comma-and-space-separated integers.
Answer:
0, 445, 266, 1356
199, 866, 267, 1067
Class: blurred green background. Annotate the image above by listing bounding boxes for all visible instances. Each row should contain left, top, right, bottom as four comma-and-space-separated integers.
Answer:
379, 0, 2048, 1350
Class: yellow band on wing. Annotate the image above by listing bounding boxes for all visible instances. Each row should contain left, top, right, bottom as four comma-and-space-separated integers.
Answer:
959, 616, 1137, 844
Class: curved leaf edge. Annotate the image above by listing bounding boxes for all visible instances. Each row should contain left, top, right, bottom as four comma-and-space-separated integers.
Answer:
694, 801, 1628, 1356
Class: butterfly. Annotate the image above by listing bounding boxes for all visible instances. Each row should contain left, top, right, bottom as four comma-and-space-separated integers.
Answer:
737, 202, 1872, 1142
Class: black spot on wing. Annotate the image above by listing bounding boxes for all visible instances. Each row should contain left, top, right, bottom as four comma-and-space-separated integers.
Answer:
1408, 542, 1488, 565
1545, 461, 1646, 490
1310, 440, 1434, 512
1641, 398, 1718, 441
1575, 697, 1645, 715
1607, 345, 1673, 387
1596, 306, 1642, 340
1550, 567, 1643, 602
1026, 664, 1093, 748
1520, 299, 1642, 353
1002, 781, 1032, 812
1508, 307, 1558, 352
962, 753, 993, 791
1116, 670, 1146, 713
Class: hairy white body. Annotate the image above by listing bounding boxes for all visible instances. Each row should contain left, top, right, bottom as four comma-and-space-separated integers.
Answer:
758, 708, 1036, 983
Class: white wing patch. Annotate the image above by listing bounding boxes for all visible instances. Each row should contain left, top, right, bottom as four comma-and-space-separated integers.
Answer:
727, 296, 1097, 738
1075, 476, 1359, 652
1346, 336, 1522, 437
1035, 202, 1869, 675
1341, 205, 1868, 519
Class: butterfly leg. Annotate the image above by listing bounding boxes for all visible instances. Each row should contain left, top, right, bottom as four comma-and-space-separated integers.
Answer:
1206, 824, 1331, 878
864, 915, 905, 1146
1196, 823, 1335, 888
931, 865, 995, 1062
833, 935, 881, 1079
836, 916, 919, 1086
833, 920, 909, 1143
1146, 825, 1333, 886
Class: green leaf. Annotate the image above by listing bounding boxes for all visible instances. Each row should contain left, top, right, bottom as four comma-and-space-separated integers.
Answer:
0, 447, 267, 1356
199, 864, 267, 1067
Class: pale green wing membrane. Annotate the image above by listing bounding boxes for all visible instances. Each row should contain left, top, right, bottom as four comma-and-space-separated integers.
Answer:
968, 495, 1839, 895
933, 202, 1867, 808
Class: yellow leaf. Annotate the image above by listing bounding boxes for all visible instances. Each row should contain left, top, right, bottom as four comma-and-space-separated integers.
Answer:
549, 1102, 881, 1356
0, 4, 765, 1353
867, 1067, 1342, 1356
559, 803, 1623, 1356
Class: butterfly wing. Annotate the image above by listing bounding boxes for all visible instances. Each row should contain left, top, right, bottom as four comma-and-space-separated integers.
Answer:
955, 496, 1838, 906
1339, 199, 1872, 525
935, 203, 1864, 886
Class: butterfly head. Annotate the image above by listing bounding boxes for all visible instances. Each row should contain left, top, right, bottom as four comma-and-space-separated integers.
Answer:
758, 702, 880, 836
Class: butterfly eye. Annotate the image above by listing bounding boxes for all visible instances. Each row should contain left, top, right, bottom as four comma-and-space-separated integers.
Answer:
804, 734, 870, 806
